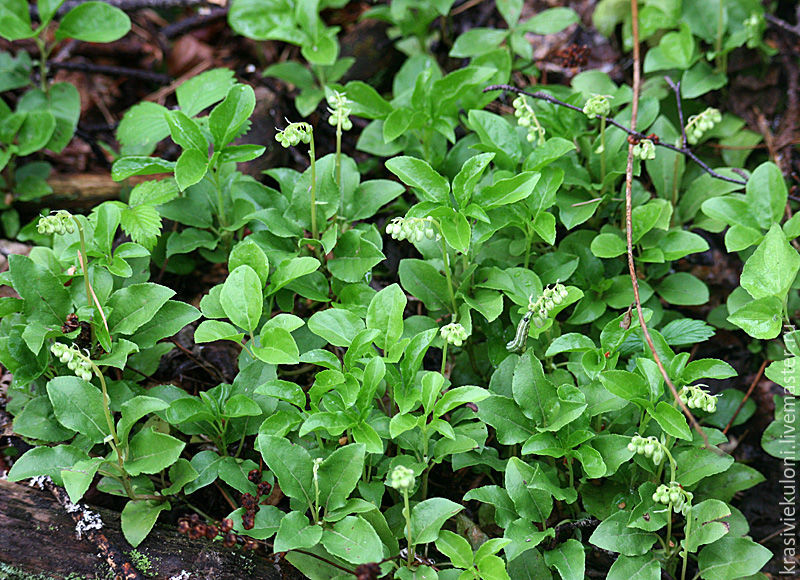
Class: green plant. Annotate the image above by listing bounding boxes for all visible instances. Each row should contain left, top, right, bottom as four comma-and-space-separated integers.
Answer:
0, 0, 130, 237
1, 2, 792, 578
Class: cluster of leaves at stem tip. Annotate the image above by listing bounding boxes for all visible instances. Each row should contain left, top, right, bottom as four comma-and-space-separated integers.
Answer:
0, 1, 795, 579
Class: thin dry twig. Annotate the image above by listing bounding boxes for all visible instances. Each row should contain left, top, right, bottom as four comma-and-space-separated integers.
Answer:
623, 0, 711, 450
723, 359, 769, 434
483, 84, 747, 187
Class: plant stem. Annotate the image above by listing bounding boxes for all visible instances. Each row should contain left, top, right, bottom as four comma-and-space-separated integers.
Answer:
403, 488, 414, 568
335, 118, 343, 221
433, 219, 458, 316
213, 168, 227, 228
309, 134, 318, 240
35, 37, 50, 93
599, 117, 607, 194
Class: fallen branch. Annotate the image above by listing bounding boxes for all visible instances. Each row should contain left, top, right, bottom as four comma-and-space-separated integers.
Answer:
622, 0, 711, 451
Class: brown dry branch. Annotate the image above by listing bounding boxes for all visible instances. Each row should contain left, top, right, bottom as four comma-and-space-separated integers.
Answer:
623, 0, 711, 450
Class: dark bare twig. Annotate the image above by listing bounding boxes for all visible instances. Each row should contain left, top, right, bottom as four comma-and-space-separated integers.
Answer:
48, 60, 172, 84
74, 128, 112, 169
622, 0, 712, 451
664, 76, 688, 148
163, 6, 228, 39
723, 359, 769, 434
765, 13, 800, 38
483, 84, 748, 187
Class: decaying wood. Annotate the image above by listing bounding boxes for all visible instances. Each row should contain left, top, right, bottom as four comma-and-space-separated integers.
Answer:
0, 479, 299, 580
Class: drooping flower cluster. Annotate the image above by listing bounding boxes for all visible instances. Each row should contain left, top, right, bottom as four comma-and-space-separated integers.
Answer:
440, 322, 469, 347
388, 464, 415, 492
685, 107, 722, 145
275, 121, 312, 147
632, 138, 656, 160
582, 94, 611, 118
628, 434, 664, 465
653, 482, 693, 514
37, 211, 75, 235
679, 384, 717, 413
51, 342, 93, 382
385, 216, 439, 243
327, 90, 352, 131
530, 283, 569, 328
512, 95, 545, 145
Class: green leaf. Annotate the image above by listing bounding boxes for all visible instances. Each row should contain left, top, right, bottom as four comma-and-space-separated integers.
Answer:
660, 319, 715, 347
12, 396, 75, 442
268, 257, 320, 295
217, 457, 259, 494
505, 458, 552, 522
274, 511, 323, 552
591, 233, 627, 258
256, 434, 314, 507
220, 265, 263, 333
125, 428, 185, 476
55, 2, 131, 43
117, 102, 170, 155
398, 259, 451, 312
680, 61, 727, 99
450, 28, 509, 58
521, 7, 579, 34
436, 530, 474, 569
38, 0, 65, 26
727, 295, 783, 339
107, 283, 175, 336
478, 171, 540, 209
344, 179, 405, 221
61, 457, 104, 503
599, 370, 649, 401
344, 80, 393, 118
433, 386, 490, 418
697, 537, 772, 580
166, 227, 217, 257
308, 308, 364, 347
209, 84, 256, 148
229, 239, 269, 287
121, 500, 169, 547
606, 554, 661, 580
543, 538, 584, 580
317, 443, 365, 513
165, 110, 207, 153
327, 230, 385, 283
194, 320, 244, 343
439, 210, 471, 253
117, 395, 170, 446
675, 447, 734, 487
745, 162, 787, 230
411, 498, 464, 544
322, 516, 383, 564
651, 401, 692, 440
0, 0, 33, 40
177, 68, 236, 117
7, 445, 88, 487
657, 273, 709, 306
129, 300, 200, 348
452, 152, 495, 209
741, 224, 800, 300
112, 156, 176, 180
253, 326, 299, 364
684, 500, 731, 553
477, 395, 535, 445
589, 511, 658, 556
175, 149, 209, 190
385, 156, 450, 204
16, 110, 56, 156
47, 376, 109, 444
366, 283, 406, 352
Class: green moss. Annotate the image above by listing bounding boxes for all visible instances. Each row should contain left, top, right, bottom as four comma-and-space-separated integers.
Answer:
126, 549, 159, 578
0, 562, 61, 580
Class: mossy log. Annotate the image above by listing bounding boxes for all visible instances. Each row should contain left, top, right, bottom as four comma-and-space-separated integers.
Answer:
0, 479, 299, 580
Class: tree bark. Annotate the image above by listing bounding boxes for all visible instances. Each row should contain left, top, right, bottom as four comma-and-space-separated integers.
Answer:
0, 479, 301, 580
